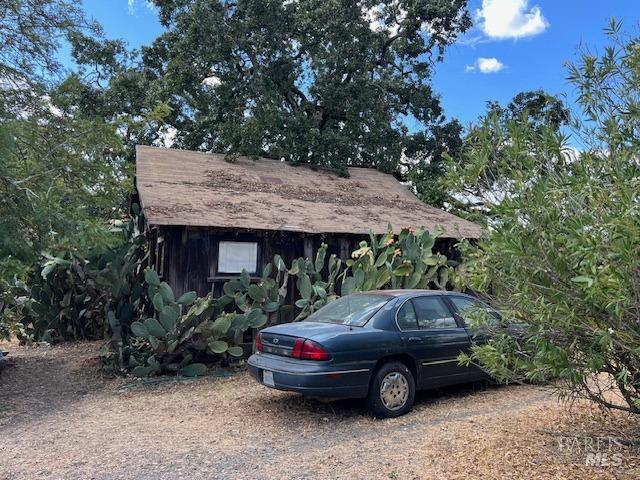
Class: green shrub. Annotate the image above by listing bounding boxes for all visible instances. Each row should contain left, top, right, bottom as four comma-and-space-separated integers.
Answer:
455, 21, 640, 414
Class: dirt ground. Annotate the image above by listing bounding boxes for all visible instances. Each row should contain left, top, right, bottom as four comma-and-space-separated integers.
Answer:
1, 342, 639, 480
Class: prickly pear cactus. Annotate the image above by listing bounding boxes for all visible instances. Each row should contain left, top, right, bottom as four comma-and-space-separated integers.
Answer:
127, 266, 277, 376
340, 225, 453, 296
127, 270, 206, 376
292, 244, 341, 320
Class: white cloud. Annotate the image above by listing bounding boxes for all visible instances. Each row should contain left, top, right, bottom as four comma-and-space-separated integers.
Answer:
476, 0, 548, 40
127, 0, 157, 15
478, 57, 504, 73
466, 57, 505, 73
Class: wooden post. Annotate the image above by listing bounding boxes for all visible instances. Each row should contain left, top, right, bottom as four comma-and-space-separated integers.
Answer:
304, 236, 314, 260
339, 237, 350, 260
262, 236, 273, 274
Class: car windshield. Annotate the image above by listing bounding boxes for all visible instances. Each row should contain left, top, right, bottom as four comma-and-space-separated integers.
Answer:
304, 294, 390, 327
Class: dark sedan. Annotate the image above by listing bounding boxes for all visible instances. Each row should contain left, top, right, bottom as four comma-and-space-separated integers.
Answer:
248, 290, 498, 418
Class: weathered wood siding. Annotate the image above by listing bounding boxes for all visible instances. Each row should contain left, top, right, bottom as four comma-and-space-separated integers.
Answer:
150, 226, 360, 299
150, 226, 458, 302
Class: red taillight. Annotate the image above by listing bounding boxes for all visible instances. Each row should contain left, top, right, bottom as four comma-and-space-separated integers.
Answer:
292, 338, 304, 358
302, 340, 330, 360
255, 332, 263, 352
291, 339, 330, 361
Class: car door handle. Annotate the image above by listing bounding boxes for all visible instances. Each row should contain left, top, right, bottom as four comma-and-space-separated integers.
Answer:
408, 336, 423, 343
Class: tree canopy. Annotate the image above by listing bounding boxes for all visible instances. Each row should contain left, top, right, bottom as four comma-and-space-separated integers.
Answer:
0, 0, 92, 86
0, 0, 130, 281
69, 0, 471, 176
441, 89, 570, 221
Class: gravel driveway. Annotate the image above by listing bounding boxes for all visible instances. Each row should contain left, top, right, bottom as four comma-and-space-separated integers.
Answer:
1, 342, 638, 480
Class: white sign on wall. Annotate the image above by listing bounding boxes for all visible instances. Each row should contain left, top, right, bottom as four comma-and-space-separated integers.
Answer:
217, 241, 258, 274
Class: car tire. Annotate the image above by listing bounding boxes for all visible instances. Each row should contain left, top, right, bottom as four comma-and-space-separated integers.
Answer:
366, 361, 415, 419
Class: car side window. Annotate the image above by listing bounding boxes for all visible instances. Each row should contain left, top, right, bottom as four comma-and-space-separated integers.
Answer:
449, 296, 500, 326
411, 297, 457, 329
396, 301, 418, 330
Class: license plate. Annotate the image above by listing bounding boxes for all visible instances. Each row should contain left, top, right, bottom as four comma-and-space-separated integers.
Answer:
262, 370, 275, 387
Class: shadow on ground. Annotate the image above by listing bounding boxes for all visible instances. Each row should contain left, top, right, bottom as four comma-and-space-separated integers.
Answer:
254, 379, 503, 420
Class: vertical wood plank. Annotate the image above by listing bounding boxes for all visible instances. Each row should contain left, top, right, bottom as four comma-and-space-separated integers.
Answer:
166, 227, 181, 297
339, 237, 350, 260
303, 236, 314, 260
262, 235, 273, 275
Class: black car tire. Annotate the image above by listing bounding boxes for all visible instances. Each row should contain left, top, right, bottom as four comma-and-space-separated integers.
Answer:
366, 361, 415, 419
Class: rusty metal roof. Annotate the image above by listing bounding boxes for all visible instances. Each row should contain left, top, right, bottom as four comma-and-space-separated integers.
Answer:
135, 145, 482, 238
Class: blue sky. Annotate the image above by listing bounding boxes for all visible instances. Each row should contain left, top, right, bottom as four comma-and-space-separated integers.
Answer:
78, 0, 639, 127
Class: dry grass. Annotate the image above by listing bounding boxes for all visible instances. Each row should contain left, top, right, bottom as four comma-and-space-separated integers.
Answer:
0, 341, 638, 480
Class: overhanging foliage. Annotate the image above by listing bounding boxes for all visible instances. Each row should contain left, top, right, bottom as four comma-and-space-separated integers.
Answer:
456, 21, 640, 414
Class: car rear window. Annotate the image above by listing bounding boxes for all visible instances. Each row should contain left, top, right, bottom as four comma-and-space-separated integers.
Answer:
412, 296, 457, 329
397, 301, 418, 330
304, 294, 390, 327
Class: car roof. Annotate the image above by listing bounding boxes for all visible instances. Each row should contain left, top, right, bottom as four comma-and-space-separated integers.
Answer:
358, 289, 473, 299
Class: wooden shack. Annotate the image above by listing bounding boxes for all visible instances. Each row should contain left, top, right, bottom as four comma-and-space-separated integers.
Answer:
135, 145, 482, 303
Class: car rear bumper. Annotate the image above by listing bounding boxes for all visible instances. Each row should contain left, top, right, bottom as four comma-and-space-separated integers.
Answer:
247, 352, 371, 398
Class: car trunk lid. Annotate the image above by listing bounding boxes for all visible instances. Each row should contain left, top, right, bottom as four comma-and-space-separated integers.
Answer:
260, 331, 300, 357
258, 321, 350, 358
